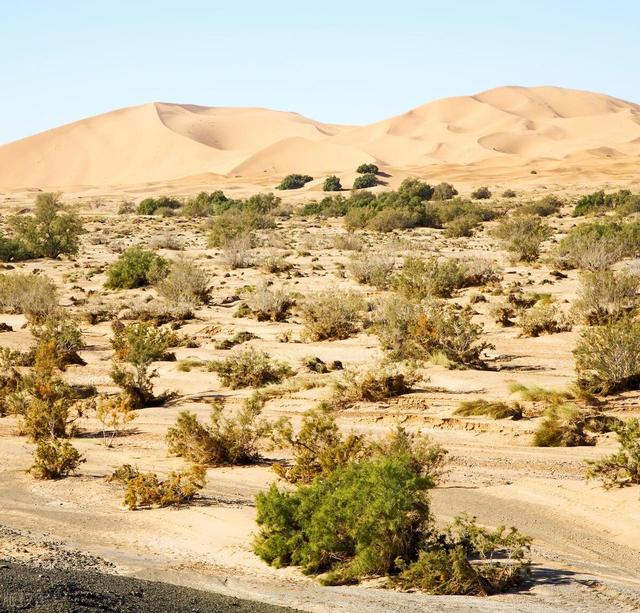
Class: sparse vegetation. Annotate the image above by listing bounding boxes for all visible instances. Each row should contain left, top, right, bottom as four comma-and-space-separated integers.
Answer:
492, 215, 552, 262
208, 348, 293, 389
277, 174, 313, 190
105, 246, 168, 289
300, 289, 365, 341
30, 438, 84, 480
323, 176, 342, 191
352, 173, 379, 189
455, 399, 523, 420
156, 257, 209, 306
572, 269, 639, 325
0, 272, 59, 323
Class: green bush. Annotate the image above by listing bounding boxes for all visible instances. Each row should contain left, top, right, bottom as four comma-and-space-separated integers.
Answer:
574, 318, 640, 394
347, 252, 394, 289
300, 289, 365, 341
365, 208, 421, 232
166, 394, 279, 465
244, 283, 293, 322
276, 174, 313, 190
208, 348, 293, 389
136, 196, 181, 215
105, 246, 168, 289
254, 452, 529, 591
352, 173, 379, 190
432, 182, 458, 200
356, 163, 379, 174
492, 215, 552, 262
208, 210, 275, 247
572, 269, 639, 325
31, 314, 86, 370
30, 438, 84, 480
393, 257, 467, 300
471, 187, 492, 200
519, 195, 562, 217
182, 191, 229, 217
585, 419, 640, 488
554, 220, 640, 271
444, 214, 481, 238
517, 299, 570, 337
323, 176, 342, 191
573, 189, 640, 217
8, 193, 84, 259
533, 405, 615, 447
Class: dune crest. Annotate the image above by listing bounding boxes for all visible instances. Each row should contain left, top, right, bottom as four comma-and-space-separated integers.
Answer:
1, 86, 639, 188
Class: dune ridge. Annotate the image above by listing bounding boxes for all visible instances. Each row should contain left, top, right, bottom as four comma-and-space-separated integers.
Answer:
1, 85, 639, 189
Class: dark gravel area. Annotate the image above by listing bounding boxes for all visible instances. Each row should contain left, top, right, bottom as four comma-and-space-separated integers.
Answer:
0, 562, 298, 613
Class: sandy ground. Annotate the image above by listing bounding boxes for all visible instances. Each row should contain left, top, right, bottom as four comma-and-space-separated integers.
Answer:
0, 196, 639, 612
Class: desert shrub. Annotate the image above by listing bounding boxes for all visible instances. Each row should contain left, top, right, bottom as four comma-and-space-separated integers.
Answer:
554, 220, 640, 271
31, 315, 86, 369
356, 163, 379, 174
254, 452, 528, 591
533, 405, 616, 447
519, 195, 562, 217
30, 438, 84, 480
492, 215, 552, 262
323, 176, 342, 191
166, 394, 279, 465
116, 464, 207, 510
244, 283, 293, 322
300, 289, 365, 341
136, 196, 181, 215
393, 515, 531, 595
471, 187, 492, 200
7, 363, 85, 441
277, 174, 313, 190
432, 182, 458, 201
574, 318, 640, 394
117, 201, 135, 215
96, 394, 136, 446
365, 208, 422, 232
573, 189, 640, 217
332, 233, 363, 251
373, 295, 492, 367
156, 257, 209, 306
261, 250, 293, 273
220, 233, 254, 269
517, 299, 570, 337
502, 189, 517, 198
572, 269, 639, 325
0, 273, 59, 323
444, 214, 481, 238
585, 419, 640, 488
455, 399, 522, 420
393, 257, 467, 300
353, 173, 379, 190
347, 252, 394, 289
105, 246, 168, 289
208, 348, 293, 389
332, 366, 415, 409
181, 191, 229, 217
428, 198, 495, 227
8, 193, 84, 258
207, 209, 276, 247
0, 232, 32, 262
110, 321, 177, 408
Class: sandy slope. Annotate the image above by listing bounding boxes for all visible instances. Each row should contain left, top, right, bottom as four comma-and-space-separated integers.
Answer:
1, 86, 639, 190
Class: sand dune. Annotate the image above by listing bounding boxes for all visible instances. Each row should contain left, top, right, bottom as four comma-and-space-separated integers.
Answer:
0, 86, 639, 189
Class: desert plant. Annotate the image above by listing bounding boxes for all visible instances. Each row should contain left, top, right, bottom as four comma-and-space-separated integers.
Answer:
323, 176, 342, 191
114, 464, 207, 510
96, 394, 136, 446
347, 252, 394, 289
30, 438, 84, 480
517, 299, 570, 337
502, 189, 517, 198
356, 163, 379, 174
532, 405, 615, 447
572, 269, 639, 325
220, 233, 254, 269
208, 348, 293, 389
471, 187, 492, 200
8, 192, 84, 258
0, 272, 59, 323
364, 208, 422, 232
432, 182, 458, 201
585, 419, 640, 489
393, 257, 467, 299
244, 283, 293, 322
492, 215, 552, 262
105, 246, 168, 289
31, 314, 86, 370
455, 399, 523, 420
332, 366, 416, 409
373, 296, 492, 367
156, 257, 209, 306
300, 289, 365, 341
332, 233, 363, 251
444, 214, 481, 238
352, 173, 378, 189
574, 318, 640, 394
166, 394, 280, 465
519, 195, 562, 217
276, 174, 313, 190
136, 196, 181, 215
207, 209, 276, 247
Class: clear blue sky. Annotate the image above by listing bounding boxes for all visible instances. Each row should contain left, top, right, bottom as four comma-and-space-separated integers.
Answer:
1, 1, 639, 144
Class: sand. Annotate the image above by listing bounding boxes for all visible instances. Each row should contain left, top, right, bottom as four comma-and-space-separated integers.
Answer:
1, 86, 639, 194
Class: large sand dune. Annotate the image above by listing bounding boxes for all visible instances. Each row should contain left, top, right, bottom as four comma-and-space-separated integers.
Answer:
1, 86, 639, 189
